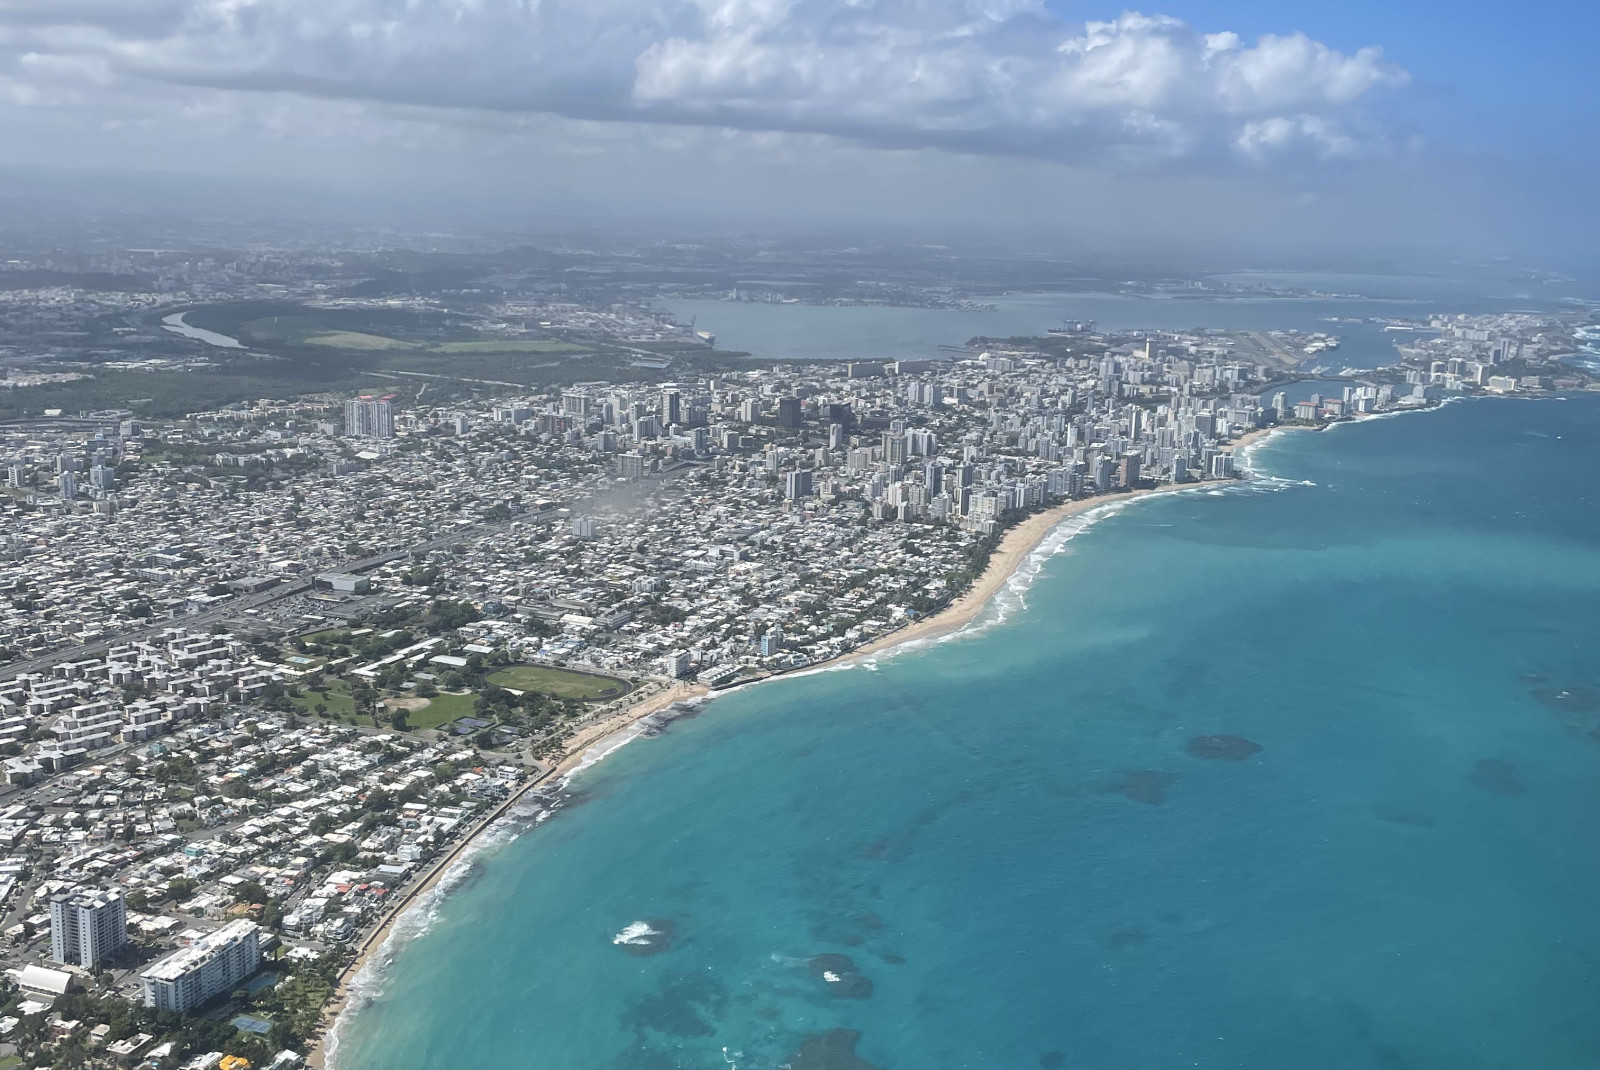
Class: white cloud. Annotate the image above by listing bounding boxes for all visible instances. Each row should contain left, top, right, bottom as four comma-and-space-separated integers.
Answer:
0, 0, 1408, 165
1235, 115, 1360, 161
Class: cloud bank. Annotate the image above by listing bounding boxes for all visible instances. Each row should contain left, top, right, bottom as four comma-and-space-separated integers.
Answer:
1, 0, 1409, 165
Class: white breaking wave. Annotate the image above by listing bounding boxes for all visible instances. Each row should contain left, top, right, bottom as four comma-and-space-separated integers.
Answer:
782, 483, 1269, 678
322, 704, 686, 1059
1232, 426, 1300, 474
560, 721, 652, 786
322, 790, 557, 1069
975, 496, 1144, 635
613, 921, 662, 946
788, 500, 1136, 677
1326, 393, 1470, 433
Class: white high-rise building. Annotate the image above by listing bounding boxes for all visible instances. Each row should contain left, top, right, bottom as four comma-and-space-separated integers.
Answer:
49, 887, 126, 969
344, 396, 396, 439
141, 919, 262, 1013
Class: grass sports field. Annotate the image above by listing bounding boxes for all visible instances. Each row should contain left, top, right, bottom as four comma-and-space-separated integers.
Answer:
407, 691, 478, 731
486, 664, 632, 701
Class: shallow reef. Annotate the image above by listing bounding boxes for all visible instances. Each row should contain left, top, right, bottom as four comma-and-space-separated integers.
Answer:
786, 1029, 883, 1070
810, 952, 874, 999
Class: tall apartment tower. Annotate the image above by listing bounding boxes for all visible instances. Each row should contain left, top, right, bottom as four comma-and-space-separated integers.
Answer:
50, 887, 127, 969
344, 396, 396, 439
882, 432, 909, 465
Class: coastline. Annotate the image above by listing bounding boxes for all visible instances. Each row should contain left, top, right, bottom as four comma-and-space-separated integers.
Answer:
308, 430, 1296, 1068
307, 680, 705, 1068
840, 486, 1176, 662
836, 424, 1311, 664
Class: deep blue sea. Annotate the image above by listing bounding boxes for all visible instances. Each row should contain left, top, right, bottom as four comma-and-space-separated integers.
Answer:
332, 394, 1600, 1070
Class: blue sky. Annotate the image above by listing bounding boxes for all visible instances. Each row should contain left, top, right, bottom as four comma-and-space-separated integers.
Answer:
1102, 0, 1596, 159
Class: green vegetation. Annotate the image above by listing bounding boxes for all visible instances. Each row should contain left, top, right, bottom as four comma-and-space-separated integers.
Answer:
431, 340, 591, 354
233, 314, 418, 351
289, 678, 358, 719
8, 960, 346, 1070
422, 599, 483, 634
220, 309, 423, 348
307, 331, 420, 350
486, 664, 630, 701
0, 296, 763, 419
407, 691, 478, 731
265, 967, 336, 1043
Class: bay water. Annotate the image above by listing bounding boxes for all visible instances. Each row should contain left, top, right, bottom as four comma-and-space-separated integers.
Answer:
667, 267, 1585, 368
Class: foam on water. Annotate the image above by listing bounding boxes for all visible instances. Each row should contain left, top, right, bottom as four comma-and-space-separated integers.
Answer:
613, 921, 663, 946
768, 482, 1288, 683
778, 496, 1145, 683
323, 789, 559, 1069
561, 721, 653, 786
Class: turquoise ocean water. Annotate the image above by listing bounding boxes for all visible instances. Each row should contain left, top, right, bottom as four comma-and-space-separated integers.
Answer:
332, 394, 1600, 1070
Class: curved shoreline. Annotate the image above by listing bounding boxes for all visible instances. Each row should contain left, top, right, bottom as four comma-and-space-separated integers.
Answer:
308, 681, 704, 1068
308, 440, 1298, 1068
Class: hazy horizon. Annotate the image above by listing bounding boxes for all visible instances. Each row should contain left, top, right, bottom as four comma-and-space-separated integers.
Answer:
3, 1, 1597, 271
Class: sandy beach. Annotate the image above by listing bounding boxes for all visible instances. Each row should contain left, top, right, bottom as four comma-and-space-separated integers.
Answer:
842, 487, 1177, 662
1229, 422, 1312, 454
306, 449, 1287, 1067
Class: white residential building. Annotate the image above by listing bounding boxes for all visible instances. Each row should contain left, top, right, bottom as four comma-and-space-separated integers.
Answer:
49, 887, 127, 969
344, 396, 396, 439
141, 920, 262, 1013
